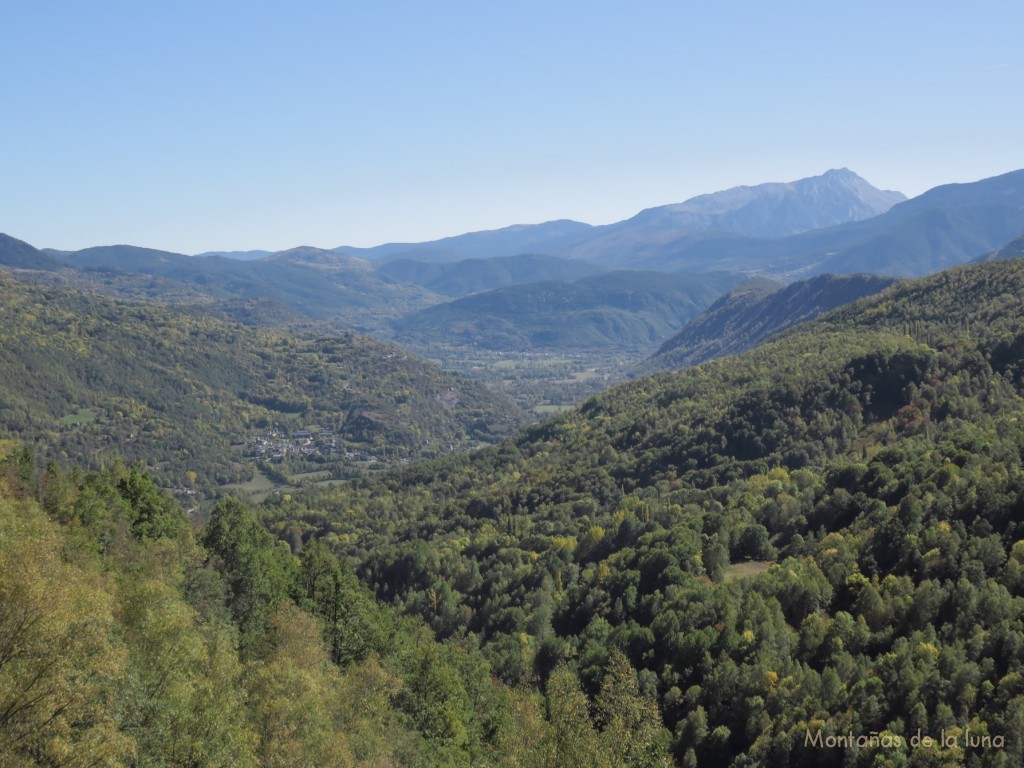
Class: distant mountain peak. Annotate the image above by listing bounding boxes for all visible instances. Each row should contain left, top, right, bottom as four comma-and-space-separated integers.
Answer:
626, 169, 907, 238
821, 167, 858, 180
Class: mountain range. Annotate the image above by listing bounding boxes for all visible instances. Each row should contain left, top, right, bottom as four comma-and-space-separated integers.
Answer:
562, 169, 1024, 276
332, 220, 598, 263
2, 239, 439, 332
336, 168, 1024, 278
8, 170, 1023, 286
6, 168, 1023, 294
329, 169, 905, 268
4, 167, 1024, 381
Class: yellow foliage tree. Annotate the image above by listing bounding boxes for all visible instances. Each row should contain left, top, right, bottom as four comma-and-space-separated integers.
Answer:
0, 493, 134, 767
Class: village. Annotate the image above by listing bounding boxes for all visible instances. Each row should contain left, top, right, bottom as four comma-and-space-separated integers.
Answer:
246, 427, 378, 464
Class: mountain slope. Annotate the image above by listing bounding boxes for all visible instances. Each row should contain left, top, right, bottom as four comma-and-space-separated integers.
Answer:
0, 233, 65, 269
973, 233, 1024, 263
376, 253, 605, 297
267, 256, 1024, 765
391, 270, 743, 352
642, 273, 899, 372
813, 170, 1024, 274
0, 272, 519, 489
3, 234, 220, 303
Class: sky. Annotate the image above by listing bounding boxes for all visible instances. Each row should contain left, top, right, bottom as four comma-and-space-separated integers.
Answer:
2, 1, 1022, 254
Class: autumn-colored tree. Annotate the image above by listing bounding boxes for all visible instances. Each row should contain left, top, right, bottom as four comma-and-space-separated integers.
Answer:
595, 650, 671, 767
246, 604, 355, 767
0, 493, 133, 767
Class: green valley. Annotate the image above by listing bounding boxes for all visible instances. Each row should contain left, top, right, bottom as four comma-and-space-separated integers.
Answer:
0, 271, 520, 493
5, 177, 1024, 767
7, 3, 1024, 764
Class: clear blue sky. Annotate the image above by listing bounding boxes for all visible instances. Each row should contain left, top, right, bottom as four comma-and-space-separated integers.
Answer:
2, 1, 1022, 254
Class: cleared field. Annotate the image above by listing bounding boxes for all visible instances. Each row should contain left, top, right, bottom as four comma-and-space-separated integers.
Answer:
290, 470, 332, 483
531, 405, 575, 416
58, 408, 97, 426
220, 470, 291, 502
723, 561, 774, 582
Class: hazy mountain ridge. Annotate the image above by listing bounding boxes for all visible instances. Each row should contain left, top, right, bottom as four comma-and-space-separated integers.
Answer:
391, 270, 743, 352
0, 233, 65, 270
334, 219, 597, 263
1, 235, 220, 303
333, 168, 1021, 278
642, 273, 900, 372
7, 167, 1022, 307
376, 253, 605, 297
4, 167, 1023, 365
330, 169, 909, 270
28, 241, 440, 330
194, 249, 273, 260
973, 234, 1024, 264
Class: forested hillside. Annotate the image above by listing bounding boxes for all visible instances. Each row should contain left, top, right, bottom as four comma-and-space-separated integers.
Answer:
0, 272, 519, 489
264, 257, 1024, 765
0, 444, 676, 766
